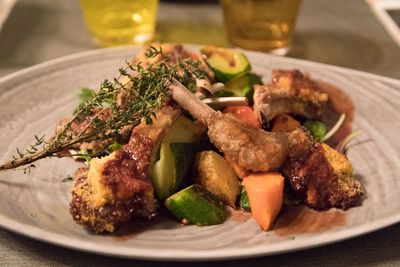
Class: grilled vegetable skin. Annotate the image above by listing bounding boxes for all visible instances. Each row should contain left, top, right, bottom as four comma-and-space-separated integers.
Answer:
151, 115, 204, 199
224, 73, 262, 100
193, 150, 240, 207
165, 185, 227, 225
201, 46, 250, 82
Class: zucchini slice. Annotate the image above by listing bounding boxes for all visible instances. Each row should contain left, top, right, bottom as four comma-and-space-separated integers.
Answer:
193, 150, 240, 207
201, 46, 250, 82
152, 143, 195, 199
165, 185, 227, 225
151, 115, 202, 199
224, 73, 262, 101
163, 115, 204, 144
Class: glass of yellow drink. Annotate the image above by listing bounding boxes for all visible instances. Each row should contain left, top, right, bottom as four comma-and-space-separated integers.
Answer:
80, 0, 159, 47
221, 0, 302, 55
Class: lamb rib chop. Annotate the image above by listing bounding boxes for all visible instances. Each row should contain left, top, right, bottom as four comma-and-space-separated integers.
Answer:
170, 80, 363, 210
253, 70, 329, 124
170, 79, 301, 172
70, 105, 181, 233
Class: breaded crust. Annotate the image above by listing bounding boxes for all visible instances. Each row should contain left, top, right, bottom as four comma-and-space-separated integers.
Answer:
254, 70, 329, 123
283, 142, 364, 210
70, 105, 181, 233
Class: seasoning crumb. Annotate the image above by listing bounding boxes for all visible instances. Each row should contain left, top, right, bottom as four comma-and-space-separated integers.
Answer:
288, 236, 296, 240
62, 175, 73, 182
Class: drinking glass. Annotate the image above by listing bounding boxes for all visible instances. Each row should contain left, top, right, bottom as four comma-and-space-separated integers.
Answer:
221, 0, 302, 55
80, 0, 159, 47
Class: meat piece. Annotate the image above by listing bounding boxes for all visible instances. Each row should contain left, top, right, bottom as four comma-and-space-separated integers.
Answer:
170, 80, 363, 210
253, 70, 329, 123
70, 105, 181, 233
56, 108, 133, 154
283, 138, 363, 210
207, 112, 289, 172
170, 79, 296, 172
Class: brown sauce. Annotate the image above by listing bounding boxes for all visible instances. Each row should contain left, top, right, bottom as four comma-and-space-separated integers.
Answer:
113, 214, 175, 241
113, 219, 149, 241
274, 206, 346, 236
318, 81, 355, 147
113, 79, 355, 240
229, 209, 252, 222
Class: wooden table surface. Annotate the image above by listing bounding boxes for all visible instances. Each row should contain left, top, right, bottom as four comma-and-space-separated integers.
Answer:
0, 0, 399, 266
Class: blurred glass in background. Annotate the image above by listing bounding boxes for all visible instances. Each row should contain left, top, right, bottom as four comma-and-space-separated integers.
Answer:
221, 0, 301, 55
80, 0, 158, 47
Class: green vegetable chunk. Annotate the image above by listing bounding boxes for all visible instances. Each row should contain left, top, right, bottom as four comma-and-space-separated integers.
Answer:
152, 143, 195, 199
162, 116, 204, 144
165, 185, 227, 225
303, 120, 327, 142
201, 46, 250, 82
239, 186, 251, 211
224, 73, 262, 102
151, 115, 203, 199
214, 90, 234, 97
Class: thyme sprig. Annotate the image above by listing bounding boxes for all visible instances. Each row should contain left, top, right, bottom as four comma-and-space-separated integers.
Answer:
0, 46, 205, 172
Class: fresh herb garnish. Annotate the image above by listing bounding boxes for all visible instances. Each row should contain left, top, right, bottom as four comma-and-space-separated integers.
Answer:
77, 87, 96, 104
0, 46, 205, 172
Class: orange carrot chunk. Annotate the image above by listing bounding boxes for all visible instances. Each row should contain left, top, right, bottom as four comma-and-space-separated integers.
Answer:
271, 114, 300, 133
242, 172, 284, 230
223, 106, 261, 128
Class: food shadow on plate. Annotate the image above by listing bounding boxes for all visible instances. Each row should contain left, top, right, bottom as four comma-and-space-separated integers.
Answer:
111, 211, 182, 241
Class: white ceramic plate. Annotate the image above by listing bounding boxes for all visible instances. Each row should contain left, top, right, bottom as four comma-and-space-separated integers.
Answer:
0, 45, 399, 261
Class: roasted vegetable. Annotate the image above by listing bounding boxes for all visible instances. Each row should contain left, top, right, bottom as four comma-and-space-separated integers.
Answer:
193, 150, 240, 207
201, 46, 250, 82
271, 114, 301, 133
152, 143, 195, 199
239, 186, 251, 211
223, 106, 260, 128
223, 73, 262, 101
162, 115, 205, 144
242, 172, 284, 230
303, 120, 326, 141
165, 185, 227, 225
151, 115, 203, 199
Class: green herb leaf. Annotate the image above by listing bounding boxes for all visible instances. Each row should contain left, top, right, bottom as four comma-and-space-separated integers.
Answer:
77, 87, 95, 104
0, 46, 206, 172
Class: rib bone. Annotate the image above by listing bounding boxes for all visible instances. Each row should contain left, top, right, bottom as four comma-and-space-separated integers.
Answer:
170, 80, 294, 172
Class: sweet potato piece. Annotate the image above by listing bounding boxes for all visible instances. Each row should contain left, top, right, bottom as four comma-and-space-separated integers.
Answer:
242, 172, 284, 230
223, 106, 261, 128
271, 114, 300, 133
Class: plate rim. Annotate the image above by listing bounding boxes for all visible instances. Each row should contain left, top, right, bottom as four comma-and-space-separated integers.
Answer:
0, 44, 399, 261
